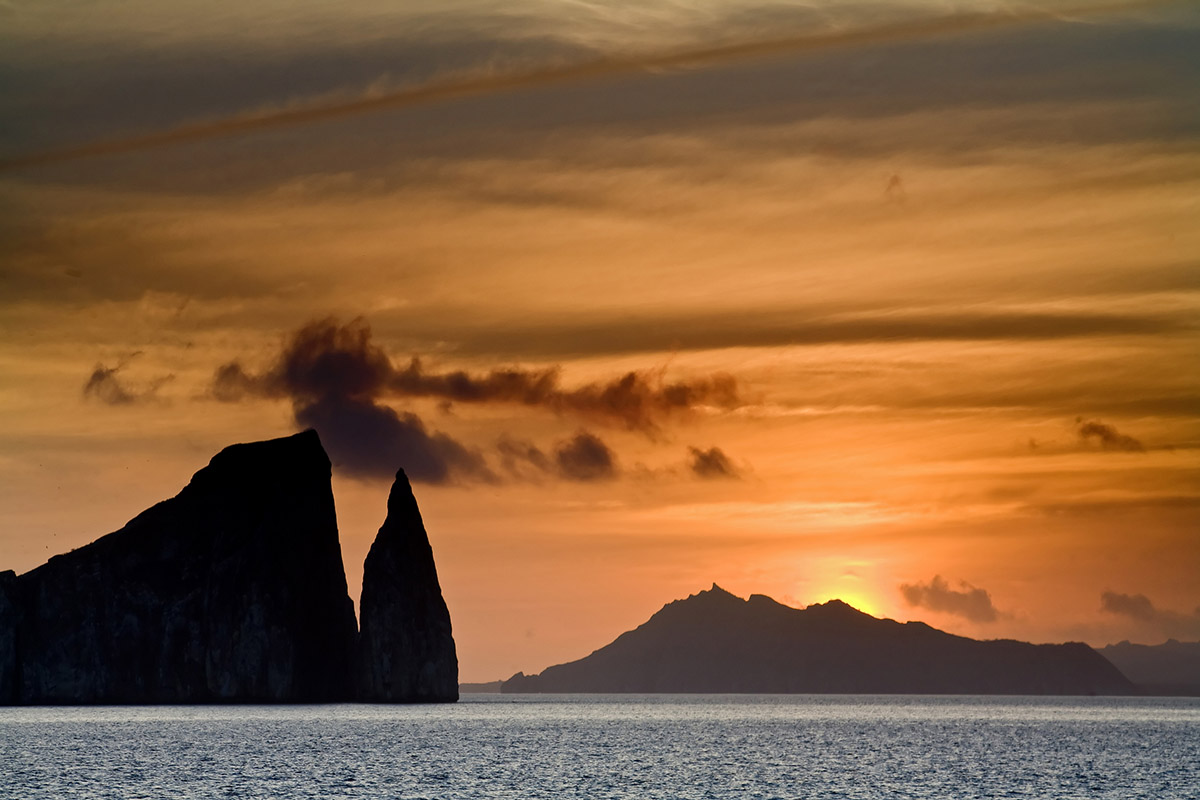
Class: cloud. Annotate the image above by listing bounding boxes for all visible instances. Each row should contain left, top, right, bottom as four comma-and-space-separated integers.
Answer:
900, 575, 999, 623
392, 356, 739, 434
211, 317, 735, 480
82, 355, 173, 405
2, 1, 1151, 171
213, 317, 740, 433
688, 446, 740, 479
1076, 418, 1145, 452
1100, 591, 1200, 639
438, 307, 1188, 359
496, 436, 553, 481
213, 319, 489, 483
1100, 591, 1156, 621
554, 431, 618, 482
296, 395, 493, 484
498, 431, 619, 482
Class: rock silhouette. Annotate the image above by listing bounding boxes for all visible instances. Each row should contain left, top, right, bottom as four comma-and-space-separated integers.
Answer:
0, 430, 458, 705
502, 584, 1134, 695
357, 470, 458, 702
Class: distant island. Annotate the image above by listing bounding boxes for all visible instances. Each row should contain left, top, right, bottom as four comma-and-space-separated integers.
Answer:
0, 430, 458, 705
502, 584, 1134, 695
1098, 640, 1200, 696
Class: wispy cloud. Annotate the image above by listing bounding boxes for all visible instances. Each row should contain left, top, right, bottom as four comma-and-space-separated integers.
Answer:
0, 0, 1165, 170
82, 354, 173, 406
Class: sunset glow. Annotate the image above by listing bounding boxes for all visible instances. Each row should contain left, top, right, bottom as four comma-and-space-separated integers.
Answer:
1, 0, 1197, 682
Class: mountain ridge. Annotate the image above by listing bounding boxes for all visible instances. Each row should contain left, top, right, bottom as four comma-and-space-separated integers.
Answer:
502, 584, 1134, 695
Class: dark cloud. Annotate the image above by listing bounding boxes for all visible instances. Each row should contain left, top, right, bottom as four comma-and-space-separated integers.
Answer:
497, 431, 619, 483
82, 355, 173, 405
213, 317, 740, 433
213, 319, 488, 483
688, 446, 740, 479
392, 356, 739, 434
211, 317, 738, 480
554, 431, 618, 482
1076, 418, 1145, 452
296, 395, 492, 484
1100, 591, 1156, 621
900, 575, 999, 623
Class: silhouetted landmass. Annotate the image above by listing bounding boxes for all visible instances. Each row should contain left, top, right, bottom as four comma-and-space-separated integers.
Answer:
502, 585, 1134, 695
459, 680, 504, 694
1099, 640, 1200, 696
358, 470, 458, 702
0, 430, 458, 705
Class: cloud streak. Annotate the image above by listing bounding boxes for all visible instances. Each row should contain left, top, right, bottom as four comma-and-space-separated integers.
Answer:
900, 575, 1000, 623
0, 0, 1166, 171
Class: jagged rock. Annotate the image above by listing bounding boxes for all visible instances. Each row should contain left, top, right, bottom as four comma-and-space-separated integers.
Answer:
357, 469, 458, 702
6, 430, 358, 704
502, 584, 1134, 695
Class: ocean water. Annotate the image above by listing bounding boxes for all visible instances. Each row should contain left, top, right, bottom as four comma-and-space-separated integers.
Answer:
1, 695, 1197, 799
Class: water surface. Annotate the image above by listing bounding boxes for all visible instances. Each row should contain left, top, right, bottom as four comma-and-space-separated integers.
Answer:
2, 695, 1197, 798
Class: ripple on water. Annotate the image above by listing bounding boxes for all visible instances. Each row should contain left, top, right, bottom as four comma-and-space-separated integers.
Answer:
0, 695, 1197, 799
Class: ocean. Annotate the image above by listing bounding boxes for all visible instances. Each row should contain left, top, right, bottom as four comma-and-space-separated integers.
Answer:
1, 695, 1197, 799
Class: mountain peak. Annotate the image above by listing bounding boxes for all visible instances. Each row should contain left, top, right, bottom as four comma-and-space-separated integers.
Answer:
503, 587, 1133, 695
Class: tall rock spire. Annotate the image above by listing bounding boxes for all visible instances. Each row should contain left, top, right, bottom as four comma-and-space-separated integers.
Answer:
357, 469, 458, 702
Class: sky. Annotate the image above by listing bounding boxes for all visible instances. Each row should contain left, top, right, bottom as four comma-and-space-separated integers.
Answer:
1, 0, 1197, 683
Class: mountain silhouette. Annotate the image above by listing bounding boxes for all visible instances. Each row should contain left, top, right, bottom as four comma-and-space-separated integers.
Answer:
1099, 640, 1200, 696
502, 584, 1133, 695
0, 430, 457, 704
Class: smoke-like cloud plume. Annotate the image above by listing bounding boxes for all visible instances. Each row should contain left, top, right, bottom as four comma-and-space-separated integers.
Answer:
1076, 418, 1145, 452
900, 575, 1000, 623
211, 317, 738, 481
212, 319, 491, 483
213, 317, 739, 432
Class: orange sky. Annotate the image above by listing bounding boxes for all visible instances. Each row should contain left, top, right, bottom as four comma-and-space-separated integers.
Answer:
1, 0, 1197, 681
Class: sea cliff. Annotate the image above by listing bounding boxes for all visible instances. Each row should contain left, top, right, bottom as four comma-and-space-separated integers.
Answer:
0, 430, 457, 704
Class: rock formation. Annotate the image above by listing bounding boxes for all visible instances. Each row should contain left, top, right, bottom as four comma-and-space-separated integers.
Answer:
357, 470, 458, 702
502, 584, 1134, 695
0, 430, 459, 705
